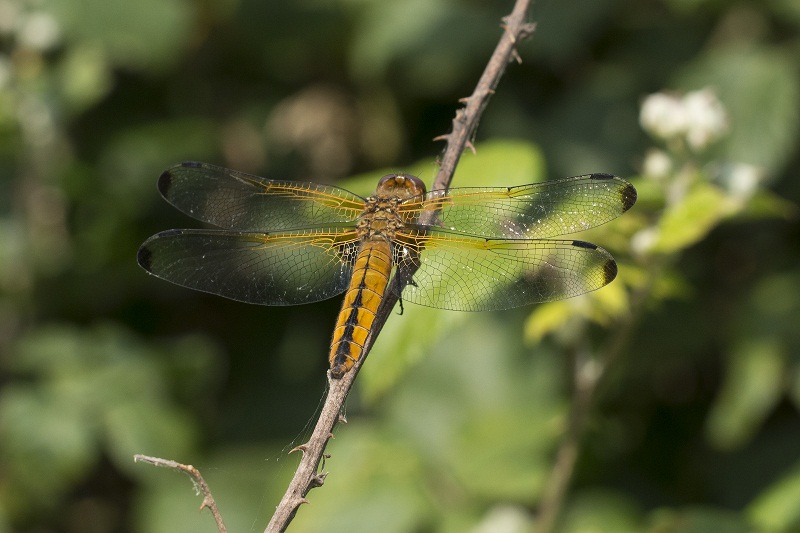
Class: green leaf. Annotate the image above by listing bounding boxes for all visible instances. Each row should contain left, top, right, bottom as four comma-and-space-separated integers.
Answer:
524, 301, 574, 344
650, 182, 735, 254
523, 276, 630, 344
0, 324, 215, 516
705, 337, 785, 450
0, 385, 96, 515
748, 462, 800, 532
359, 303, 470, 402
44, 0, 194, 71
447, 139, 547, 187
59, 45, 114, 115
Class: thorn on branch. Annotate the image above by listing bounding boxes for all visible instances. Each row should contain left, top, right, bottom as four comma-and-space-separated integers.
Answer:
201, 496, 214, 511
500, 22, 518, 45
520, 22, 537, 38
290, 444, 309, 454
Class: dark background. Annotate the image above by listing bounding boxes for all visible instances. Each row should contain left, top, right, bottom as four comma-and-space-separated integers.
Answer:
1, 0, 799, 531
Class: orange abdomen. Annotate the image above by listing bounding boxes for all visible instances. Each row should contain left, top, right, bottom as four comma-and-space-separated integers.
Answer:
329, 240, 392, 377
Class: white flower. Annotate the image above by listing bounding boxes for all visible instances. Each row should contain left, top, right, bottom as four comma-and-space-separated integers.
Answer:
721, 163, 763, 201
630, 227, 659, 257
642, 148, 673, 180
640, 88, 729, 151
683, 88, 729, 150
18, 11, 61, 51
640, 92, 687, 140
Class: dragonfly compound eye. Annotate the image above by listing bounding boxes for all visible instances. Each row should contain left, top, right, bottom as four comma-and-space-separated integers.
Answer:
376, 173, 427, 199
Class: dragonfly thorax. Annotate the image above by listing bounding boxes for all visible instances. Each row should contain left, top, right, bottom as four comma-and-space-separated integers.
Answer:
357, 197, 405, 241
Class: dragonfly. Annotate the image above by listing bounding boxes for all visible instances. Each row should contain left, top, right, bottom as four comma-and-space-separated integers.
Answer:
137, 162, 637, 378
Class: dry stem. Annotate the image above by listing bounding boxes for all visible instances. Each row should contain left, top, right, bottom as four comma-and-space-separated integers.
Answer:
134, 454, 228, 533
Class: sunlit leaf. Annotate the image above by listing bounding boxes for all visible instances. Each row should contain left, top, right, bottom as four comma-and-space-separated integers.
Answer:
748, 463, 800, 532
705, 337, 785, 450
524, 300, 573, 344
650, 182, 736, 254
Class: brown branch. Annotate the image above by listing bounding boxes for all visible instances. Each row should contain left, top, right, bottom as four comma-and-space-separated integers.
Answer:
265, 1, 536, 531
134, 454, 228, 533
264, 369, 354, 532
431, 1, 536, 193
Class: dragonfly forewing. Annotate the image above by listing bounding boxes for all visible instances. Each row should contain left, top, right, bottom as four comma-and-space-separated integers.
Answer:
403, 173, 636, 239
158, 161, 366, 231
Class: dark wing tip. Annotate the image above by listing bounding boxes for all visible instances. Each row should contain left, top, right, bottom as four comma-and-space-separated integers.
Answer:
572, 240, 618, 285
138, 230, 185, 271
621, 182, 638, 212
137, 244, 154, 271
158, 162, 206, 198
603, 258, 618, 284
590, 173, 638, 212
157, 169, 175, 198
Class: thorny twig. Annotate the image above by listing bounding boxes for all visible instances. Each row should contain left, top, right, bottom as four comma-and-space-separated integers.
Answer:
134, 454, 228, 533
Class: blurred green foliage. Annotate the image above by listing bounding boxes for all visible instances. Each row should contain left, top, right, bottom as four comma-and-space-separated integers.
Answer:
0, 0, 799, 532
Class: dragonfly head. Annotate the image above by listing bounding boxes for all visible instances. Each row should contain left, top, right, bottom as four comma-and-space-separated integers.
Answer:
375, 173, 427, 200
